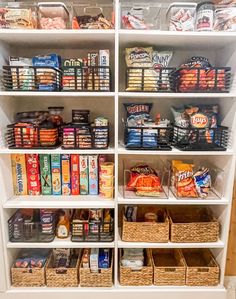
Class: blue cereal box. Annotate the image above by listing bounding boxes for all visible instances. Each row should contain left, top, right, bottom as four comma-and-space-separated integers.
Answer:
51, 154, 61, 195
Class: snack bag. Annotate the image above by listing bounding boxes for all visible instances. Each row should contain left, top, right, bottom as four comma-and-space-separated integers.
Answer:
172, 161, 198, 197
194, 167, 211, 198
124, 103, 152, 127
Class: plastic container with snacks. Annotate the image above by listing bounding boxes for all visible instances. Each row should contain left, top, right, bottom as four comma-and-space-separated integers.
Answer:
38, 2, 71, 29
166, 2, 197, 31
0, 2, 37, 29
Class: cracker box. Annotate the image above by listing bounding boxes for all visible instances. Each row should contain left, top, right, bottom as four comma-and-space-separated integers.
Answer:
26, 154, 41, 195
11, 154, 27, 195
40, 154, 52, 195
71, 154, 80, 195
89, 155, 98, 195
79, 155, 88, 195
61, 154, 71, 195
51, 154, 61, 195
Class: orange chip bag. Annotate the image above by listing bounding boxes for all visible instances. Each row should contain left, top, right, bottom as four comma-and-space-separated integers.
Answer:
172, 160, 198, 198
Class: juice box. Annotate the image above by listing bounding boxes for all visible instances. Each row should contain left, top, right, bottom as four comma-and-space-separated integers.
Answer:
71, 154, 80, 195
79, 155, 88, 195
26, 154, 41, 195
40, 154, 52, 195
89, 155, 98, 195
51, 154, 61, 195
61, 154, 71, 195
11, 154, 27, 195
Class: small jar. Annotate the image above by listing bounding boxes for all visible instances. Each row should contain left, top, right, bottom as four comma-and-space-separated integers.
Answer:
48, 107, 64, 126
144, 212, 157, 223
196, 1, 214, 31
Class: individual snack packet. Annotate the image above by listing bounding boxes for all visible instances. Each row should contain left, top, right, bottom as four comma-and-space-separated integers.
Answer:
193, 167, 211, 198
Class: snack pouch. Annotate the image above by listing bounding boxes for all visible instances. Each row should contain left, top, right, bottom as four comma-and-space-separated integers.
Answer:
124, 103, 152, 126
173, 161, 198, 197
194, 167, 211, 198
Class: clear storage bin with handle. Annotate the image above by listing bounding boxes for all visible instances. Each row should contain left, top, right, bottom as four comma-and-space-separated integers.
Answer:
121, 2, 162, 30
166, 2, 197, 31
0, 2, 37, 29
38, 2, 72, 29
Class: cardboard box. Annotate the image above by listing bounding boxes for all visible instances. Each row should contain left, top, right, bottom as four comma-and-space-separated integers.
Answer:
11, 154, 27, 195
79, 155, 88, 195
26, 154, 41, 195
71, 154, 80, 195
61, 154, 71, 195
51, 154, 61, 195
40, 154, 52, 195
89, 155, 98, 195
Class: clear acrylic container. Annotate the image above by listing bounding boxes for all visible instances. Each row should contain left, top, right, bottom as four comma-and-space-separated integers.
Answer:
73, 2, 114, 29
123, 158, 170, 199
120, 2, 162, 30
170, 160, 225, 200
38, 2, 72, 29
0, 2, 37, 29
166, 2, 197, 31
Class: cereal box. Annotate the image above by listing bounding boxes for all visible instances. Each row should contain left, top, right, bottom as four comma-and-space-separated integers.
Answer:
40, 154, 52, 195
79, 155, 88, 195
11, 154, 27, 195
61, 154, 71, 195
26, 154, 41, 195
71, 154, 80, 195
51, 154, 61, 195
89, 155, 98, 195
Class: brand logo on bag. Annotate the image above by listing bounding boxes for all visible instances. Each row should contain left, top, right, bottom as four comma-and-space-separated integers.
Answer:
127, 105, 149, 114
129, 50, 150, 62
178, 171, 193, 182
190, 113, 209, 128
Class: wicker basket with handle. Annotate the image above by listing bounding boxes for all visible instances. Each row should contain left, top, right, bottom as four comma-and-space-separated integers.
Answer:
46, 253, 80, 287
119, 248, 153, 286
152, 249, 186, 286
169, 207, 220, 243
122, 206, 169, 243
80, 249, 113, 287
183, 249, 220, 286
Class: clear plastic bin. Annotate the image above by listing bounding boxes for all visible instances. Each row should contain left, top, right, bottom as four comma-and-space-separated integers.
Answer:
73, 2, 114, 29
38, 2, 72, 29
0, 2, 37, 29
166, 2, 197, 31
120, 2, 162, 30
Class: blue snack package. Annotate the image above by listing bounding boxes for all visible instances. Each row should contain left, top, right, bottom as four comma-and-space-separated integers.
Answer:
124, 103, 153, 127
194, 167, 211, 198
32, 54, 61, 91
98, 249, 110, 269
126, 128, 157, 148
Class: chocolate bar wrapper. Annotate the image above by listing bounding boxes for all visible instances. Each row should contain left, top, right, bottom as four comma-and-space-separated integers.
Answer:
11, 154, 27, 195
99, 50, 110, 91
61, 154, 71, 195
79, 155, 88, 195
40, 154, 52, 195
26, 154, 41, 195
89, 155, 98, 195
71, 154, 80, 195
51, 154, 61, 195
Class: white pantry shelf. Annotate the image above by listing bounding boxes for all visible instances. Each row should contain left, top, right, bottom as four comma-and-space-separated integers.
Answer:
118, 92, 236, 98
0, 146, 115, 155
7, 237, 115, 249
0, 29, 115, 46
3, 195, 115, 209
0, 91, 115, 97
117, 145, 234, 156
119, 30, 236, 49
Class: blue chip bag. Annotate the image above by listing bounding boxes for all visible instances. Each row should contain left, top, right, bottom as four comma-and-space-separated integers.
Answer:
194, 167, 211, 198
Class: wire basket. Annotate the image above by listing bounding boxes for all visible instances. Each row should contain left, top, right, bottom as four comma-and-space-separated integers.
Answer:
62, 66, 111, 91
8, 210, 56, 243
174, 67, 231, 93
71, 210, 114, 242
6, 123, 60, 149
126, 67, 175, 92
124, 125, 172, 150
62, 125, 109, 149
172, 125, 229, 151
3, 66, 61, 91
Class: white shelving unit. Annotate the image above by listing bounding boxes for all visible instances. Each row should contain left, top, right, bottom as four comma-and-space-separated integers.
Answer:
0, 0, 235, 298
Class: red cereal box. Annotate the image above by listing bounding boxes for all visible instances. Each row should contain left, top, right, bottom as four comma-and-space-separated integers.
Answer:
26, 154, 41, 195
71, 154, 80, 195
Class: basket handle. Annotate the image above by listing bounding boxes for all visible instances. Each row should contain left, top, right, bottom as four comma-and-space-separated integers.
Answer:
56, 268, 68, 274
197, 268, 209, 273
